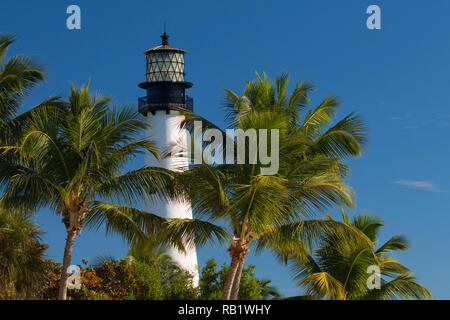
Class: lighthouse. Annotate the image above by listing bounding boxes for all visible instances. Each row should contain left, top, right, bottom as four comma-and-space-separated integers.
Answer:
138, 32, 199, 285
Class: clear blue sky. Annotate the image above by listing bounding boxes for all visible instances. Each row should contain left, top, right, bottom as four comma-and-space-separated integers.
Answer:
2, 0, 450, 298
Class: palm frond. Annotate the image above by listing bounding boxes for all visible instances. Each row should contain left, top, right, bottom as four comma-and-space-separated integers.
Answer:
363, 275, 433, 300
97, 167, 174, 205
165, 218, 231, 251
86, 202, 166, 245
301, 272, 345, 300
376, 235, 409, 254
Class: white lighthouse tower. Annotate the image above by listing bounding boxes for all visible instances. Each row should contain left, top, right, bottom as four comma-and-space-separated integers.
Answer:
138, 32, 199, 285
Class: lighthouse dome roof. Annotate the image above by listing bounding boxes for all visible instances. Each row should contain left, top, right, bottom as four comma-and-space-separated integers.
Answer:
144, 32, 187, 55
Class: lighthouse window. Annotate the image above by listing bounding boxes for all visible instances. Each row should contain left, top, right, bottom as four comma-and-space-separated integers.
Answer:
146, 51, 185, 82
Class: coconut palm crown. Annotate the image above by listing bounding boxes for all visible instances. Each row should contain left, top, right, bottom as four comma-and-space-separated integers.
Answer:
0, 33, 45, 127
286, 211, 432, 300
167, 72, 371, 300
0, 82, 177, 299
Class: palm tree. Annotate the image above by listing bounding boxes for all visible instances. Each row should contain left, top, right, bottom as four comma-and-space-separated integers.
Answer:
0, 82, 178, 300
0, 208, 46, 299
0, 33, 61, 156
0, 33, 67, 182
168, 72, 370, 300
126, 239, 177, 269
259, 278, 282, 300
285, 211, 432, 300
0, 33, 45, 129
0, 33, 62, 300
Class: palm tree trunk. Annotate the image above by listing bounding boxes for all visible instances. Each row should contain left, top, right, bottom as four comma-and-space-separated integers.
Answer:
230, 259, 245, 300
222, 255, 240, 300
58, 227, 76, 300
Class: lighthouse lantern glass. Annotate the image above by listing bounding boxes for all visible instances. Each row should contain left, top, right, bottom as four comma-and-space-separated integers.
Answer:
146, 51, 185, 82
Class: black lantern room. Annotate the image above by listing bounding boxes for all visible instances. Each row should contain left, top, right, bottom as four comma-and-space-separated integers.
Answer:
138, 32, 193, 115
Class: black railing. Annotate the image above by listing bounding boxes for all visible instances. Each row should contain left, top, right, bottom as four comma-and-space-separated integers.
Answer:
138, 95, 194, 114
138, 96, 149, 109
186, 96, 193, 111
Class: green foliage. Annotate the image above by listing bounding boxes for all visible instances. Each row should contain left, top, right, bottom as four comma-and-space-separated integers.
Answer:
0, 209, 47, 299
0, 33, 45, 127
0, 81, 183, 298
172, 72, 370, 299
0, 81, 177, 243
199, 259, 279, 300
132, 259, 198, 300
287, 212, 432, 300
36, 258, 198, 300
35, 259, 62, 300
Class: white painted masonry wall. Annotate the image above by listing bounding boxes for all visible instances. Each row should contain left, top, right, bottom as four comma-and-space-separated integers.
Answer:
144, 110, 199, 286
